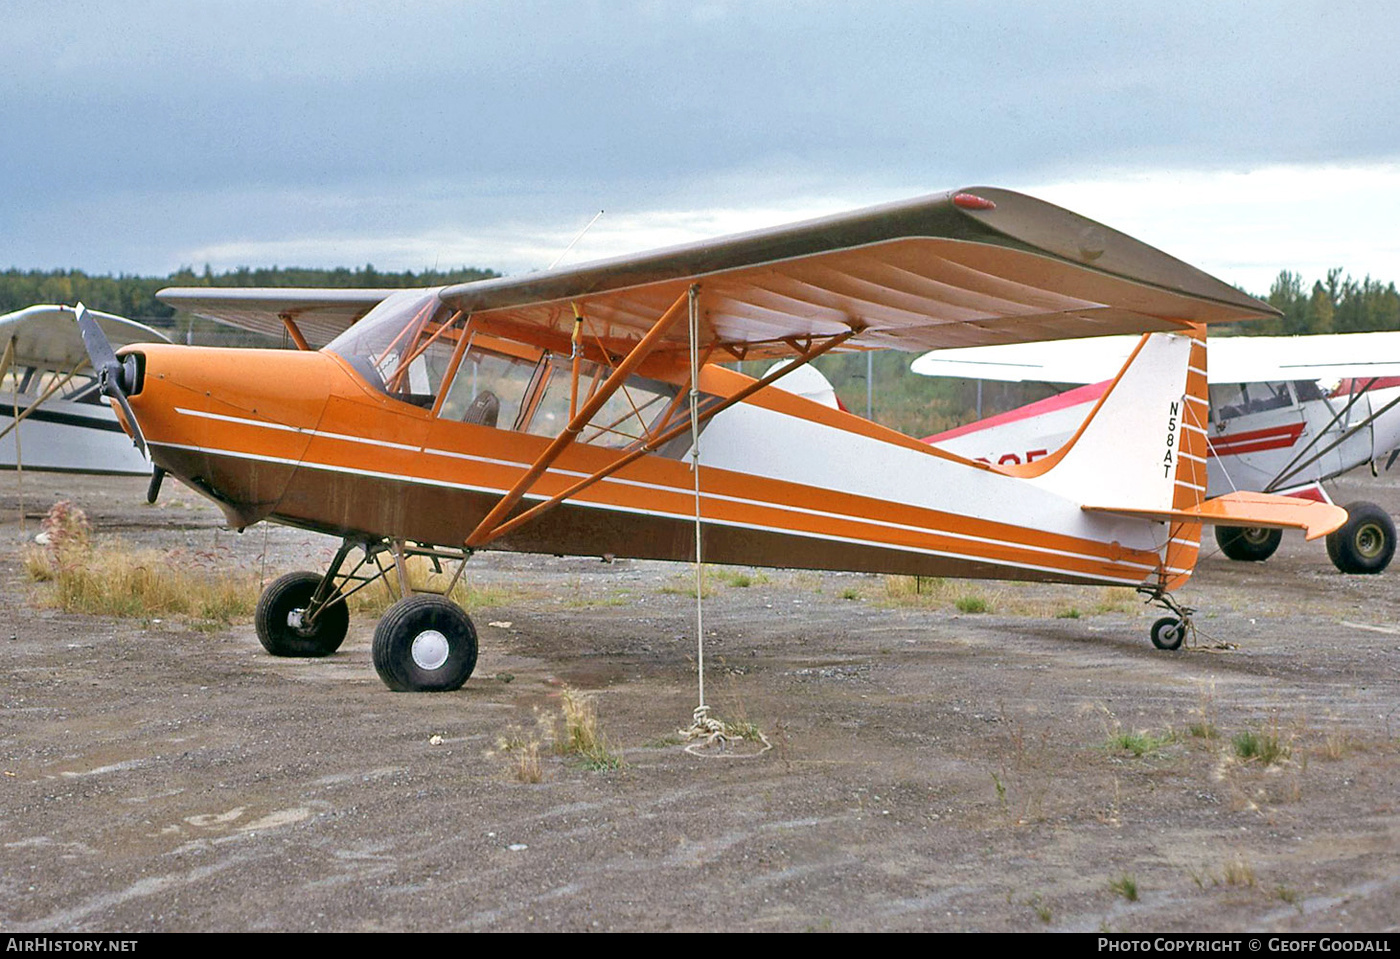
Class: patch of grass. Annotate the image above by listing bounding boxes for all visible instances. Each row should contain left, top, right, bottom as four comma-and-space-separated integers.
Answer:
1189, 680, 1220, 741
348, 557, 519, 616
1028, 894, 1052, 924
1108, 874, 1139, 902
557, 687, 623, 770
882, 578, 1134, 619
839, 587, 861, 601
1222, 856, 1256, 888
1089, 587, 1137, 615
1106, 730, 1173, 758
1319, 727, 1353, 761
26, 530, 257, 626
881, 575, 947, 605
658, 575, 717, 598
723, 719, 765, 743
643, 734, 684, 749
492, 718, 552, 784
955, 594, 989, 614
1188, 722, 1220, 740
714, 568, 770, 588
1232, 729, 1290, 766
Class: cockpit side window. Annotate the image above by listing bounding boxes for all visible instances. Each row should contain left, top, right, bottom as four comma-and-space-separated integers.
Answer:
325, 290, 466, 408
439, 340, 544, 429
525, 356, 678, 449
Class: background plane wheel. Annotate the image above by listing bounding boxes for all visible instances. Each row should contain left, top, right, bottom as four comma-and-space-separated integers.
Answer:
1326, 501, 1396, 574
1214, 525, 1282, 562
372, 595, 478, 692
1150, 616, 1185, 651
255, 571, 349, 657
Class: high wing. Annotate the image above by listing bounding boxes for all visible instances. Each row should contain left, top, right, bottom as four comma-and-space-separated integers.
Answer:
913, 330, 1400, 385
0, 304, 171, 369
154, 288, 399, 348
439, 187, 1278, 357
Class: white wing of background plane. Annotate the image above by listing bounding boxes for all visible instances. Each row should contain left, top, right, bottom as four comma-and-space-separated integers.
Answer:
913, 331, 1400, 385
0, 304, 171, 368
154, 288, 398, 348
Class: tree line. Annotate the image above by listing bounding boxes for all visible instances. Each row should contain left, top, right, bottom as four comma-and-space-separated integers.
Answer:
0, 264, 498, 331
2, 264, 1393, 436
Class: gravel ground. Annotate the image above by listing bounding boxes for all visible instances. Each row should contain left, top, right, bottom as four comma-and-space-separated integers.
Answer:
1, 470, 1397, 932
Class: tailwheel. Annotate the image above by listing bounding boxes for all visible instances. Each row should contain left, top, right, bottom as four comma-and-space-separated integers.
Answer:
372, 595, 478, 692
1137, 585, 1194, 652
1150, 616, 1185, 651
255, 571, 349, 657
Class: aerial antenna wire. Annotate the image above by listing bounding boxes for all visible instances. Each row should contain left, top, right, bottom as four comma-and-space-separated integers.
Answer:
548, 210, 604, 271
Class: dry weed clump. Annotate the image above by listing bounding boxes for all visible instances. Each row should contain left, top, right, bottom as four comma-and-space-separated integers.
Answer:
488, 687, 624, 780
557, 687, 623, 770
25, 502, 256, 625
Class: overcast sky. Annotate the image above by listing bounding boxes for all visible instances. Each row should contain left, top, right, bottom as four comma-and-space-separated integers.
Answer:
4, 0, 1399, 294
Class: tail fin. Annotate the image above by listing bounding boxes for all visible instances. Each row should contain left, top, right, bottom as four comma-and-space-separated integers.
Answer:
1004, 327, 1208, 508
1002, 327, 1210, 589
1025, 325, 1346, 588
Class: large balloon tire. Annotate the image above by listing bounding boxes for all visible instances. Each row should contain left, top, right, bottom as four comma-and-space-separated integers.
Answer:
1326, 501, 1395, 574
255, 571, 349, 658
372, 595, 478, 692
1214, 525, 1282, 562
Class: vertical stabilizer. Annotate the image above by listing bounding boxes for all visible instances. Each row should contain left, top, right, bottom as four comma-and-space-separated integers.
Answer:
1006, 327, 1209, 589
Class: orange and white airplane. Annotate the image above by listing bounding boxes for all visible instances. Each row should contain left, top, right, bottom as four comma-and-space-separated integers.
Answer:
76, 187, 1346, 690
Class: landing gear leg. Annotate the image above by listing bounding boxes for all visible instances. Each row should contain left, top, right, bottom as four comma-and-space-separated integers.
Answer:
1136, 586, 1195, 651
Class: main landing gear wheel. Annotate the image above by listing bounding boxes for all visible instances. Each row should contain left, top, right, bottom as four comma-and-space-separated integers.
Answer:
1326, 501, 1395, 574
1215, 525, 1282, 562
255, 571, 350, 657
372, 594, 478, 692
1150, 616, 1185, 651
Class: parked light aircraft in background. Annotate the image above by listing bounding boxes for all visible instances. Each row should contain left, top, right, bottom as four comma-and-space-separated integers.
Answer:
1, 305, 168, 476
75, 187, 1346, 691
914, 333, 1400, 573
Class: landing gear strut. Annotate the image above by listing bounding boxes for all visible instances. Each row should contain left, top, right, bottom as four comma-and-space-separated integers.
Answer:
252, 537, 480, 692
1137, 586, 1195, 651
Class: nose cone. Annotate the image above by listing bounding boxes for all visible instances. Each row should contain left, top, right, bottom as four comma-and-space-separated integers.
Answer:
126, 345, 338, 527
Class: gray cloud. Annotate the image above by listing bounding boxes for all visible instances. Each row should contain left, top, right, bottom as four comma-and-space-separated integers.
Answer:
4, 1, 1398, 276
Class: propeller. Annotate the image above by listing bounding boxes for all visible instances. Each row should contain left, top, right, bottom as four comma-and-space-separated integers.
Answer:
74, 302, 148, 456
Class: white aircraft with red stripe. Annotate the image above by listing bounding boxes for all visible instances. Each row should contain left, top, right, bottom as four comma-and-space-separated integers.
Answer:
915, 333, 1400, 573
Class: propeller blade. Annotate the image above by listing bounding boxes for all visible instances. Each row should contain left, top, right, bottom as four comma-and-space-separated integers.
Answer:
74, 302, 119, 373
73, 302, 148, 457
109, 384, 148, 457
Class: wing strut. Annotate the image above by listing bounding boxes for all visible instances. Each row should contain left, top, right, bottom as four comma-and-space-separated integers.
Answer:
0, 356, 91, 443
280, 313, 312, 351
1265, 378, 1400, 492
464, 289, 694, 548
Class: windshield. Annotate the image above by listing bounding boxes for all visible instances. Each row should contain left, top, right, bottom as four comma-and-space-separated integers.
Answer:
325, 289, 466, 408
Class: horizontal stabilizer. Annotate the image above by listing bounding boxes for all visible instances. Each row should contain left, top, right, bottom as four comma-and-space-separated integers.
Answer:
1083, 491, 1348, 541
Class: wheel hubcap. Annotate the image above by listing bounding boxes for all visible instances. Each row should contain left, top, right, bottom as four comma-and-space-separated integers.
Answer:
1242, 528, 1270, 545
1355, 523, 1384, 559
411, 630, 450, 670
